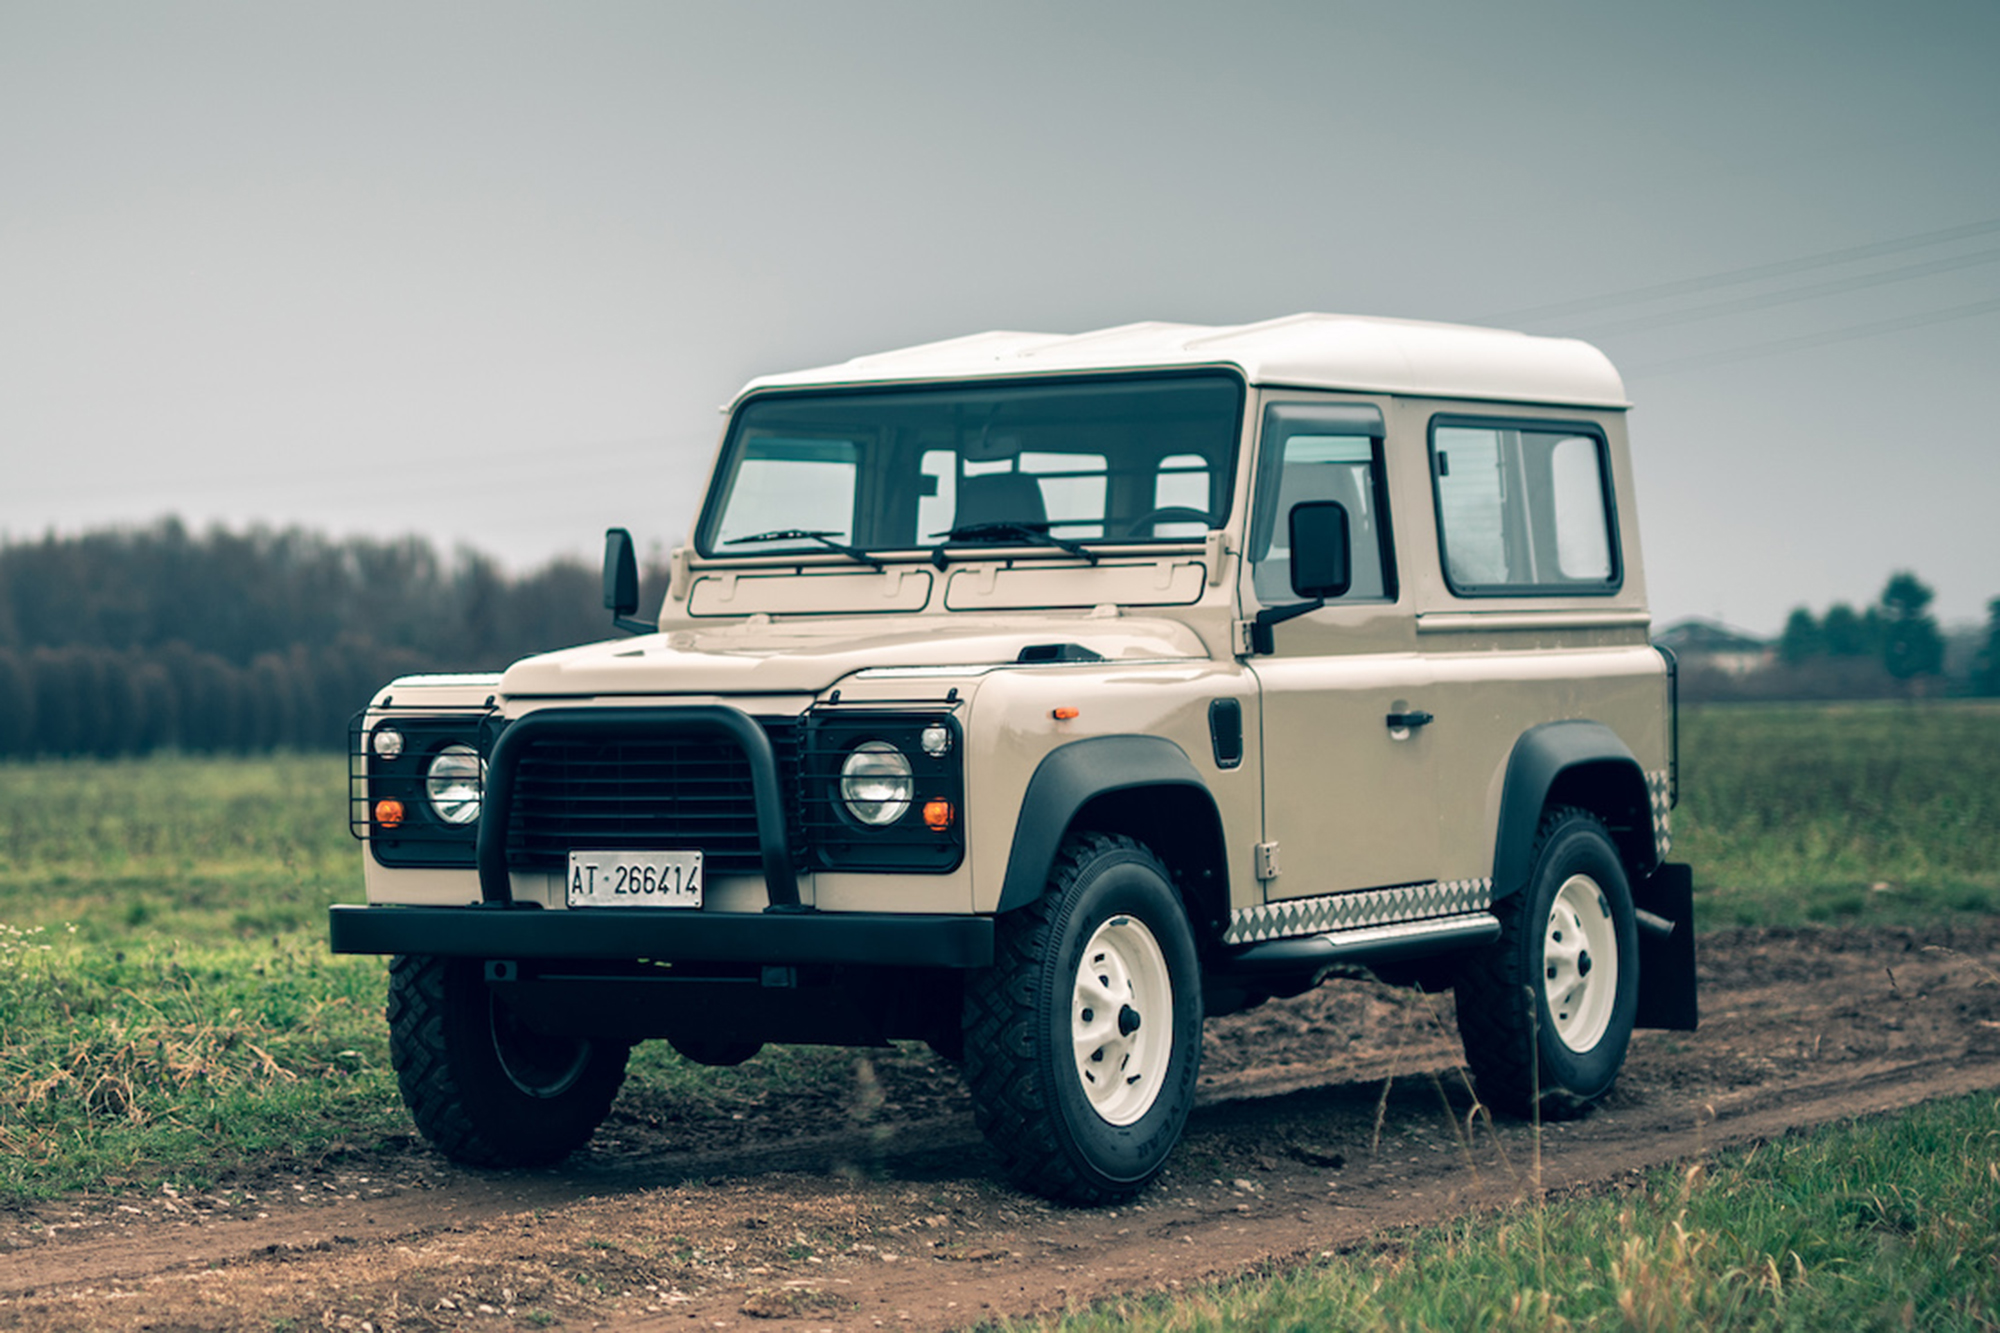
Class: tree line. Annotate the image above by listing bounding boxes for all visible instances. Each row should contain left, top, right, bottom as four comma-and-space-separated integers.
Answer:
0, 519, 627, 757
5, 522, 1996, 756
1685, 571, 2000, 702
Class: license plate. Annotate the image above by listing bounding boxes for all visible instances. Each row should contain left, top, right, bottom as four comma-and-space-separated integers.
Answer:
566, 850, 703, 908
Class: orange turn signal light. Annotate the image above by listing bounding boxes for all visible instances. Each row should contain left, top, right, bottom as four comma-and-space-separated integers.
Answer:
923, 798, 954, 831
1052, 707, 1080, 721
374, 799, 405, 828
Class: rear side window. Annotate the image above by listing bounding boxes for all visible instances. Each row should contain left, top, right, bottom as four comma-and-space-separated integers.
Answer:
1429, 417, 1619, 595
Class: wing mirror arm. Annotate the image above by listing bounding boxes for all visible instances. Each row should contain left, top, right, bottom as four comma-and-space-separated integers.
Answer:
602, 527, 657, 636
1250, 500, 1352, 656
1249, 598, 1323, 655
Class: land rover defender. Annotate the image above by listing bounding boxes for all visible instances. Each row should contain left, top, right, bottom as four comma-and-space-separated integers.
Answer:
332, 313, 1697, 1204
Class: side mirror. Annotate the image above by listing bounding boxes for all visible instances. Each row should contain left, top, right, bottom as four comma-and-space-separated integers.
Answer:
1248, 501, 1350, 656
1288, 500, 1352, 600
602, 528, 656, 634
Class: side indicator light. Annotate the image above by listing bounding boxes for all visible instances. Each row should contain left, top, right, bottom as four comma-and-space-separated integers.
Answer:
1052, 707, 1080, 721
375, 799, 405, 828
923, 799, 955, 831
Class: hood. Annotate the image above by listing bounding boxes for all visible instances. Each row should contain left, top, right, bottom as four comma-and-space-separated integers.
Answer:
498, 614, 1210, 698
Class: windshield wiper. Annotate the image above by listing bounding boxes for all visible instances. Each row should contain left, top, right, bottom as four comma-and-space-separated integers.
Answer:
929, 521, 1100, 567
725, 529, 884, 571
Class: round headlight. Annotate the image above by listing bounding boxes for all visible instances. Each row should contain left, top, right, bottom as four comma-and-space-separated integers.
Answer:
425, 744, 485, 825
840, 741, 913, 826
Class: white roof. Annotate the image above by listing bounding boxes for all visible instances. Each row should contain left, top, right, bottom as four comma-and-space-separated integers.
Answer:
740, 313, 1628, 409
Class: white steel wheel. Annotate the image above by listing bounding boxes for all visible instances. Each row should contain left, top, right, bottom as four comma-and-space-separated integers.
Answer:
1543, 873, 1618, 1052
1070, 914, 1174, 1126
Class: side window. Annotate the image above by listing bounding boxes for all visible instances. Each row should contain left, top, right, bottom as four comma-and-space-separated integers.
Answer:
1430, 419, 1618, 595
1020, 451, 1107, 539
930, 453, 1108, 539
1249, 403, 1395, 604
916, 449, 956, 542
1151, 453, 1212, 538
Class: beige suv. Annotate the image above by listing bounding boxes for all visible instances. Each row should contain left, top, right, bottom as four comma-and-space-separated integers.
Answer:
334, 313, 1697, 1204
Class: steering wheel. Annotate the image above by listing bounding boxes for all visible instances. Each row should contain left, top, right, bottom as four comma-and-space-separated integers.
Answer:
1123, 507, 1213, 538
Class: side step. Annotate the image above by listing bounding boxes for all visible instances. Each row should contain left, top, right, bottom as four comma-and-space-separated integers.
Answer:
1212, 912, 1500, 981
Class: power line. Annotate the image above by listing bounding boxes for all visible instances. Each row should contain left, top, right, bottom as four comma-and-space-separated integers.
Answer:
10, 434, 686, 506
1475, 217, 2000, 325
1620, 295, 2000, 378
1567, 247, 2000, 337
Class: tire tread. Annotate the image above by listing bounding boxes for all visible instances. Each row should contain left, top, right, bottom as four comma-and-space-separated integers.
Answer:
963, 832, 1173, 1206
1455, 807, 1621, 1121
387, 954, 627, 1168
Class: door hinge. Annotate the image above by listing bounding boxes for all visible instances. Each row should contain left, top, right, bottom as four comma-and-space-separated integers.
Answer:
1232, 620, 1257, 657
1254, 841, 1281, 882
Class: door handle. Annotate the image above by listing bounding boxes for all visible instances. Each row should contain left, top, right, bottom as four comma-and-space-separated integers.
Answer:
1386, 710, 1434, 730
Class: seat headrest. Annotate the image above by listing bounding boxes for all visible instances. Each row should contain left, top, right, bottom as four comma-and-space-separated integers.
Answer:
955, 472, 1048, 529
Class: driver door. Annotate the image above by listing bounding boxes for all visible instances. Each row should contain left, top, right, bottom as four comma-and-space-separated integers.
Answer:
1244, 399, 1439, 902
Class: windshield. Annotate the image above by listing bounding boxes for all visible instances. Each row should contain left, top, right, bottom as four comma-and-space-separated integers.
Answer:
696, 373, 1245, 557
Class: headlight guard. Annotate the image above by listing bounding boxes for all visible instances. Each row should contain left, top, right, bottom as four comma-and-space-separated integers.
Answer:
803, 709, 964, 872
350, 712, 494, 868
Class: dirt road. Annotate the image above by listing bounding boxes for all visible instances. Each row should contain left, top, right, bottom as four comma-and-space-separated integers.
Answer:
4, 920, 1997, 1331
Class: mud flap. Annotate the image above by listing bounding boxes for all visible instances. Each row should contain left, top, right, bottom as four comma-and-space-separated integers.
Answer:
1632, 861, 1698, 1031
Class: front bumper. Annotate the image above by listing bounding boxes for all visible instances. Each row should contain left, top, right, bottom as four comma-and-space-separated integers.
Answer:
328, 903, 994, 969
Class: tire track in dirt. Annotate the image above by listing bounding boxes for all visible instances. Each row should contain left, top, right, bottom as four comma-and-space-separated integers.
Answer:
2, 921, 1996, 1331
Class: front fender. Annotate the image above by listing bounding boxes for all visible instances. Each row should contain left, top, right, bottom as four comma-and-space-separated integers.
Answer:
995, 736, 1223, 915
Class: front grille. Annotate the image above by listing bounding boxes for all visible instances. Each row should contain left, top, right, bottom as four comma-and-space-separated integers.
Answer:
504, 719, 802, 875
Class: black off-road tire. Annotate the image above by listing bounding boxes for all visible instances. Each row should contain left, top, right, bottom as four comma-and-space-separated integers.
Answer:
388, 955, 630, 1167
1455, 808, 1639, 1120
962, 832, 1203, 1205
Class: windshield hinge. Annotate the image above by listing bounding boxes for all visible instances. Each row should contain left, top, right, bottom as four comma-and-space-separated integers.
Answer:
668, 546, 691, 602
1204, 530, 1235, 586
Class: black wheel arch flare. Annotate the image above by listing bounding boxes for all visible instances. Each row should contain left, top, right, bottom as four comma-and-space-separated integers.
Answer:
996, 735, 1229, 934
1492, 720, 1656, 901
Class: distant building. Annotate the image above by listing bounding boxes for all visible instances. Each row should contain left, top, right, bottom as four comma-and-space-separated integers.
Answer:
1654, 618, 1772, 677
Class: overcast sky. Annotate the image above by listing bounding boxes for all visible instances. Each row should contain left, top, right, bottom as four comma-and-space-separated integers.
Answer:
4, 1, 1997, 634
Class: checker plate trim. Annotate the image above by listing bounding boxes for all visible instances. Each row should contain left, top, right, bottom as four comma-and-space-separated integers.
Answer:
1224, 877, 1496, 946
1646, 768, 1673, 860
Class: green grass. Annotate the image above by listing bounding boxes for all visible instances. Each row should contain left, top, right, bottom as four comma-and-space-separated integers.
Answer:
0, 754, 407, 1195
998, 1092, 2000, 1332
0, 751, 380, 962
1672, 701, 2000, 927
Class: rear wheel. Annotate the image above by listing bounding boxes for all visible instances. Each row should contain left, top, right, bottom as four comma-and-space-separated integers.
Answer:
388, 955, 630, 1167
1455, 808, 1638, 1119
963, 833, 1203, 1204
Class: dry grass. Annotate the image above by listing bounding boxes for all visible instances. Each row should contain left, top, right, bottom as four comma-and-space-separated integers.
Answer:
1003, 1094, 2000, 1331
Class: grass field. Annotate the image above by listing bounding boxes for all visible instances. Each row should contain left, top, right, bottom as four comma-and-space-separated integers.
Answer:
0, 755, 397, 1192
999, 1091, 2000, 1332
1, 701, 1997, 1202
1671, 700, 2000, 926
